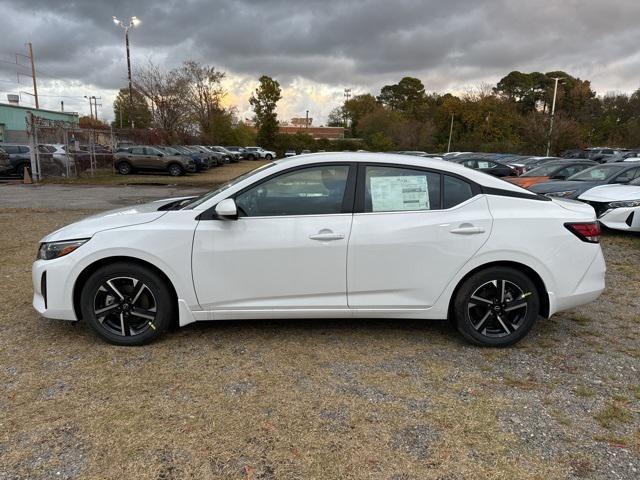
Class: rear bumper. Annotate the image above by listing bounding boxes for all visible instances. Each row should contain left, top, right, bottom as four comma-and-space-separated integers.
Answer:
549, 247, 606, 316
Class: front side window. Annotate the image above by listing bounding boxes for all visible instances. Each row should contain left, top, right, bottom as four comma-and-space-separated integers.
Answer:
569, 165, 625, 181
364, 166, 440, 212
235, 165, 350, 217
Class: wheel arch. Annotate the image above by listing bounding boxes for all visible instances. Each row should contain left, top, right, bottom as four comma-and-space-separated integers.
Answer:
73, 255, 178, 322
447, 260, 550, 321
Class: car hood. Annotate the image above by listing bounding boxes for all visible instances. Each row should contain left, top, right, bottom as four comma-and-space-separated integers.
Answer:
529, 180, 599, 193
579, 184, 640, 202
40, 196, 193, 242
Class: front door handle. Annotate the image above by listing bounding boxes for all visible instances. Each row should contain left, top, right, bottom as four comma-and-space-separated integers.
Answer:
309, 229, 345, 241
450, 226, 485, 235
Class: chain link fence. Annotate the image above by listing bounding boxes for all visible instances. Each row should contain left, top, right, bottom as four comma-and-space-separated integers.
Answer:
25, 113, 161, 181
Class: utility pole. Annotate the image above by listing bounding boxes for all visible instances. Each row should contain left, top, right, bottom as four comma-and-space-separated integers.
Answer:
60, 101, 64, 112
84, 96, 94, 119
546, 77, 563, 157
27, 43, 39, 109
305, 110, 309, 129
447, 113, 454, 153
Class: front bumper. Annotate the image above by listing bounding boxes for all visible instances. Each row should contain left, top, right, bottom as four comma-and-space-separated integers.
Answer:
32, 257, 78, 321
598, 207, 639, 232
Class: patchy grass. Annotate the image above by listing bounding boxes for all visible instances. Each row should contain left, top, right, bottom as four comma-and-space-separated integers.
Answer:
0, 209, 639, 479
594, 403, 634, 429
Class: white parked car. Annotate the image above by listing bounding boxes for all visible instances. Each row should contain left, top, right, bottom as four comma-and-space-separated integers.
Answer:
32, 153, 605, 347
245, 146, 276, 160
579, 177, 640, 232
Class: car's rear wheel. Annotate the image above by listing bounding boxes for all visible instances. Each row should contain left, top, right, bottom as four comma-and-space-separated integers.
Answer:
116, 161, 132, 175
80, 263, 173, 346
452, 267, 540, 347
168, 163, 183, 176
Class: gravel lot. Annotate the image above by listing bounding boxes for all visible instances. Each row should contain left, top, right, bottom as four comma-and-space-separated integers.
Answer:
0, 207, 638, 480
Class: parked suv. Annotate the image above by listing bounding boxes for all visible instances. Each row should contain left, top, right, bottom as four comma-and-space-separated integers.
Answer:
210, 146, 240, 162
225, 146, 253, 160
114, 145, 195, 176
170, 145, 209, 172
0, 143, 54, 178
245, 146, 276, 160
0, 147, 10, 175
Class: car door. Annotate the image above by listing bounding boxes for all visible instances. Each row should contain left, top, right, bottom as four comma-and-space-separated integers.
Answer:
347, 164, 492, 309
144, 147, 165, 169
192, 163, 356, 312
127, 147, 147, 169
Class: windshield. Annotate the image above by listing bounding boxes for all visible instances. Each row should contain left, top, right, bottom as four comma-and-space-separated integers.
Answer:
568, 164, 626, 181
522, 163, 565, 177
182, 162, 277, 209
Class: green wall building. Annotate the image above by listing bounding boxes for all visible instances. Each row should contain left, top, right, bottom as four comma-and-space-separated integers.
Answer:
0, 102, 79, 143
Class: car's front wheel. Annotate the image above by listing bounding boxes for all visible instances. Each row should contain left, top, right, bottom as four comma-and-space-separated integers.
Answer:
265, 154, 273, 161
452, 267, 540, 347
80, 263, 174, 345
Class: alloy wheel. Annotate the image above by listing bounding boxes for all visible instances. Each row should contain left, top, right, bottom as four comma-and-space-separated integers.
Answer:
93, 276, 157, 337
467, 279, 529, 338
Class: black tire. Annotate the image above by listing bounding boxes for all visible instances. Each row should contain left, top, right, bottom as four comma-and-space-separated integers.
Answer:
452, 267, 540, 347
168, 163, 183, 176
80, 262, 174, 346
247, 154, 256, 160
265, 154, 273, 161
117, 161, 132, 175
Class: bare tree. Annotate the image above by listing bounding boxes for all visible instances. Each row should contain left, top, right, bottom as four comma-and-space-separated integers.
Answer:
133, 60, 189, 138
179, 60, 226, 137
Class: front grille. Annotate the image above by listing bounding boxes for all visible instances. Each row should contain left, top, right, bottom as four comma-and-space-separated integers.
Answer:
586, 201, 609, 218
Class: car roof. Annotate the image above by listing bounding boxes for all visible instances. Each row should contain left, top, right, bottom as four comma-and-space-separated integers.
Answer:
273, 152, 528, 193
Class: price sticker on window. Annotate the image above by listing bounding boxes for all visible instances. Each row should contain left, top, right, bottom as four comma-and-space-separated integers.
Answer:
370, 175, 429, 211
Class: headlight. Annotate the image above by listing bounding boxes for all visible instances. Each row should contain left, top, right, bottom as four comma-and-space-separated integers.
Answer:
545, 190, 577, 198
37, 239, 89, 260
608, 199, 640, 208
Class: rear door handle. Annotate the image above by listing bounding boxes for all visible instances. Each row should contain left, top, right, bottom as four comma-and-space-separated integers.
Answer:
309, 230, 345, 241
450, 226, 485, 235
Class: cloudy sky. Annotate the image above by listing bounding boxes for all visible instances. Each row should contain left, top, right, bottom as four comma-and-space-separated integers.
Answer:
1, 0, 639, 124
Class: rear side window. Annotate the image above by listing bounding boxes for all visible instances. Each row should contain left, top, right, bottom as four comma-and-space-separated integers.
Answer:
2, 145, 18, 154
130, 147, 145, 155
443, 175, 474, 208
364, 166, 440, 212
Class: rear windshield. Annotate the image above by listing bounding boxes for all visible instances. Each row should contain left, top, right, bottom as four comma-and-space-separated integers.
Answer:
568, 164, 626, 181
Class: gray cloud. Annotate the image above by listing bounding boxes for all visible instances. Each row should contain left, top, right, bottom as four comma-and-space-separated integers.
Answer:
1, 0, 639, 120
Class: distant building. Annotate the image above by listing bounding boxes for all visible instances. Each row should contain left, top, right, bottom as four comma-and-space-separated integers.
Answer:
277, 125, 346, 139
0, 101, 79, 143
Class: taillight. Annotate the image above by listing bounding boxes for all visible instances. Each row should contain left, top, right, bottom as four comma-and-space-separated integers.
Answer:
564, 222, 600, 243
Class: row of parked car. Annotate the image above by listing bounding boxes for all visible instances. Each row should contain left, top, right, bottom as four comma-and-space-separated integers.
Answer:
395, 150, 640, 233
112, 145, 277, 176
0, 143, 278, 178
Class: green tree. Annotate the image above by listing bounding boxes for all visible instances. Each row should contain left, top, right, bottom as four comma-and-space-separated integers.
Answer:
344, 94, 379, 136
377, 77, 428, 120
112, 88, 152, 129
249, 75, 282, 148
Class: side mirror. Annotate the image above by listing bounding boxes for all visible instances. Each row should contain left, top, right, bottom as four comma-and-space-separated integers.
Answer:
214, 198, 238, 219
158, 153, 164, 157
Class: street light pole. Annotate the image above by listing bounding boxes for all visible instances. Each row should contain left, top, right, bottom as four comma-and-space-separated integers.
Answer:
113, 16, 140, 129
546, 77, 563, 157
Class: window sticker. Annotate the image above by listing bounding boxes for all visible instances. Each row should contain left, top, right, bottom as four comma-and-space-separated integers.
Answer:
477, 161, 490, 169
370, 175, 429, 211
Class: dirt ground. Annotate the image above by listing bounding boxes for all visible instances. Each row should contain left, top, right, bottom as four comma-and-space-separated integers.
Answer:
0, 208, 638, 480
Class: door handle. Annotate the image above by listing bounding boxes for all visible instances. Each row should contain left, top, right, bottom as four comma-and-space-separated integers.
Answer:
309, 231, 345, 241
450, 226, 485, 235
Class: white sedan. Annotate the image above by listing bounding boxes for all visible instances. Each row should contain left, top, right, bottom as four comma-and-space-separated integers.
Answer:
32, 153, 606, 347
579, 177, 640, 231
